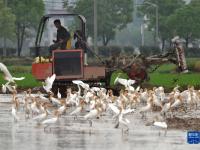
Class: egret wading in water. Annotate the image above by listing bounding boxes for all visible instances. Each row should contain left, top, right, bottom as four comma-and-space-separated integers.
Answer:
84, 105, 102, 127
153, 115, 168, 136
70, 99, 85, 120
11, 104, 19, 122
42, 111, 60, 132
33, 105, 48, 124
108, 103, 135, 134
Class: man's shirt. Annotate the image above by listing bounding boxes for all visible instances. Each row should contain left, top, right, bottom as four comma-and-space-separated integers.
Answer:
57, 26, 70, 43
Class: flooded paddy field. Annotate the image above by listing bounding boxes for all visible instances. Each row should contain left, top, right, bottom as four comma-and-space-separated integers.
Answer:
0, 94, 199, 150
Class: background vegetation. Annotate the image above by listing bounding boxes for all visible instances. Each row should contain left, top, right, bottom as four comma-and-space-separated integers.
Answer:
147, 59, 200, 91
0, 0, 44, 57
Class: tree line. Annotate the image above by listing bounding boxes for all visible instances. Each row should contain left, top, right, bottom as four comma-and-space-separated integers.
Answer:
140, 0, 200, 49
65, 0, 200, 50
0, 0, 44, 56
1, 0, 200, 56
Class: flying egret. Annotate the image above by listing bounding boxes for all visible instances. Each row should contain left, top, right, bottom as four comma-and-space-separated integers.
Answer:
0, 62, 25, 83
114, 77, 136, 88
72, 80, 90, 90
43, 74, 56, 93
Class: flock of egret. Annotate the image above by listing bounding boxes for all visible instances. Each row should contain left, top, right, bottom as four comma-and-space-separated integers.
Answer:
0, 62, 200, 135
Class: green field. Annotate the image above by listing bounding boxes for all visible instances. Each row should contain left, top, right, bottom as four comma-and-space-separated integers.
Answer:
148, 64, 200, 90
0, 58, 200, 90
0, 66, 42, 89
143, 58, 200, 90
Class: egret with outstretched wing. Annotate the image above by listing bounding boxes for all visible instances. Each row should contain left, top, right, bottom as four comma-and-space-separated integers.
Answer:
0, 62, 25, 83
72, 80, 90, 90
114, 77, 136, 88
43, 74, 56, 93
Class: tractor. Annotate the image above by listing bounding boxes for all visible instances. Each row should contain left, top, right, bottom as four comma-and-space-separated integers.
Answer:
31, 13, 187, 94
32, 14, 106, 84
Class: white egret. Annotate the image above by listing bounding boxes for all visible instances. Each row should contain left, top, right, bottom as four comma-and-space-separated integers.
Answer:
153, 121, 168, 136
24, 98, 31, 119
49, 92, 61, 106
114, 77, 136, 88
31, 98, 40, 117
84, 106, 101, 127
161, 102, 171, 118
43, 74, 56, 93
33, 108, 48, 124
72, 80, 90, 90
12, 105, 19, 122
57, 88, 61, 99
42, 111, 59, 131
70, 100, 85, 120
113, 106, 134, 134
139, 95, 153, 119
0, 62, 25, 83
57, 102, 67, 115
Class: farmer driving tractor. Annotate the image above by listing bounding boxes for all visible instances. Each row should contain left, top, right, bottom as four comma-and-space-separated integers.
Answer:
49, 19, 71, 55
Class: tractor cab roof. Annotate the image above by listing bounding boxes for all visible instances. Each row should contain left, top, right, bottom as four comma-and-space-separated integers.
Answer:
35, 13, 86, 47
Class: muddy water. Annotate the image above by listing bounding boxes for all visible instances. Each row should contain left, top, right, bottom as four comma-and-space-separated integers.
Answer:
0, 94, 199, 150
